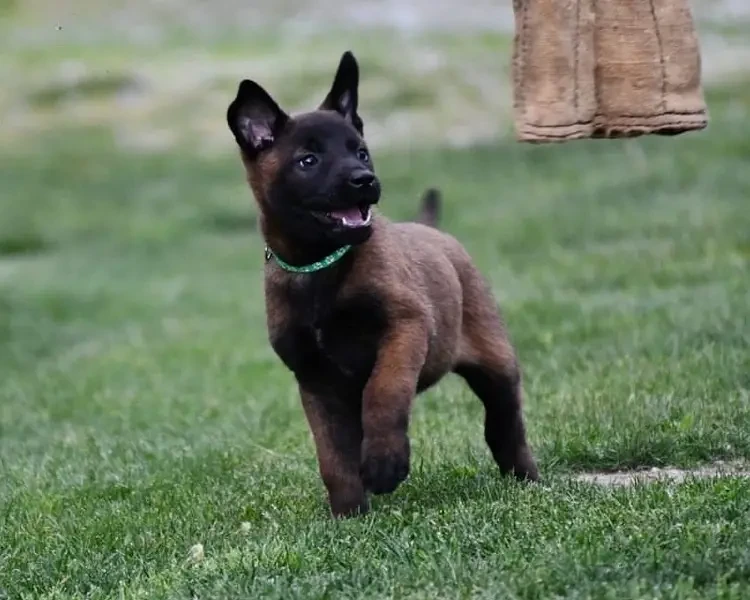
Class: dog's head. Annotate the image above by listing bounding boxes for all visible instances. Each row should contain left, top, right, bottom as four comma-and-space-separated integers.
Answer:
227, 51, 379, 247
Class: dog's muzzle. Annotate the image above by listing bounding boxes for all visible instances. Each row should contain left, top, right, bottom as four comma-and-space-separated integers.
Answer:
324, 170, 379, 229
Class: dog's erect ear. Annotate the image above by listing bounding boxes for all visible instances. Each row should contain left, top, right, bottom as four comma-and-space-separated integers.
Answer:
227, 80, 289, 156
319, 51, 363, 134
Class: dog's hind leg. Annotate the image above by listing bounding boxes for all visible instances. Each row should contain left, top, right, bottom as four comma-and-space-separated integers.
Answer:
300, 388, 369, 517
454, 359, 538, 481
454, 271, 539, 481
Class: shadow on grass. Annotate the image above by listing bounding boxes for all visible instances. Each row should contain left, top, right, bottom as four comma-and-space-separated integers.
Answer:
370, 460, 531, 515
0, 232, 50, 256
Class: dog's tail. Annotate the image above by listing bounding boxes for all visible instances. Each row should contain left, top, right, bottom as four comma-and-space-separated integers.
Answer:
415, 187, 441, 229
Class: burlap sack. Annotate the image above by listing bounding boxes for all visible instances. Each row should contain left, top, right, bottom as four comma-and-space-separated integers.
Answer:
512, 0, 708, 142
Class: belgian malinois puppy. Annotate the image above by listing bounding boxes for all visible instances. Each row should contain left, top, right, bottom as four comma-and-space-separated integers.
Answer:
227, 51, 539, 517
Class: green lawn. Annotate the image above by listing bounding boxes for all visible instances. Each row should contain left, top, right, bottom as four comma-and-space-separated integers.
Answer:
2, 20, 750, 599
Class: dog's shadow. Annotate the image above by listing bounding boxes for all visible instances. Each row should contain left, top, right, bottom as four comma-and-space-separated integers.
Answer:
368, 460, 539, 516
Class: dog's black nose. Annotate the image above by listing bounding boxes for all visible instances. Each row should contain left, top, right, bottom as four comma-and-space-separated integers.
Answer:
348, 171, 375, 188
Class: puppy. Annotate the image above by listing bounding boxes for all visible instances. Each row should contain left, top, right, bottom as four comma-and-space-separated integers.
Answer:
227, 51, 539, 517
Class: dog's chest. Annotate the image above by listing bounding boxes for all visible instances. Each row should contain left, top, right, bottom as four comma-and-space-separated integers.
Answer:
271, 279, 388, 390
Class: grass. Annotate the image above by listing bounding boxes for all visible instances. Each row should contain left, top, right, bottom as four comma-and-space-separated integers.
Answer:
2, 9, 750, 597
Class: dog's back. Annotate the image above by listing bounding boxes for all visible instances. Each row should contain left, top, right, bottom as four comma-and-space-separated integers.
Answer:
385, 189, 518, 389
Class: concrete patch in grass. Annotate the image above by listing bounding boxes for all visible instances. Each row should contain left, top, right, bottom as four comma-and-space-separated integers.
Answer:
577, 461, 750, 487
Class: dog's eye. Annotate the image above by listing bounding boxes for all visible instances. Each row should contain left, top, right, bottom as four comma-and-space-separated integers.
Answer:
357, 148, 370, 163
297, 154, 319, 169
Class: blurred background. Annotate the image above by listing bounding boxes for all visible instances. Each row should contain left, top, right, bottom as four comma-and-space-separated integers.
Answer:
0, 0, 747, 257
3, 0, 749, 157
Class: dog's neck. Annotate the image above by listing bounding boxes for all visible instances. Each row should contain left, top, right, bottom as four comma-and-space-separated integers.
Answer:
259, 214, 351, 269
259, 214, 353, 329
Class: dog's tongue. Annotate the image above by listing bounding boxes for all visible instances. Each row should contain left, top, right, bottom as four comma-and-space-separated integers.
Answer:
330, 207, 365, 226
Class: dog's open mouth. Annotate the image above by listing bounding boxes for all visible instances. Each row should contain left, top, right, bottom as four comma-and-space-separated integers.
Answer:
324, 204, 372, 229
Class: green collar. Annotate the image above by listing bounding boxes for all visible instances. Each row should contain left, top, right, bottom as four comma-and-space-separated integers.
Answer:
264, 244, 352, 273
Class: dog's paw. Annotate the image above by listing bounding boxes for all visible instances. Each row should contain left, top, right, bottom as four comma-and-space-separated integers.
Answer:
360, 436, 410, 495
496, 445, 540, 483
329, 495, 370, 518
509, 462, 540, 483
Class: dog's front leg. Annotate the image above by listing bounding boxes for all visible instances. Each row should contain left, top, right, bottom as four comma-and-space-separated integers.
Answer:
300, 387, 368, 518
360, 319, 428, 495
